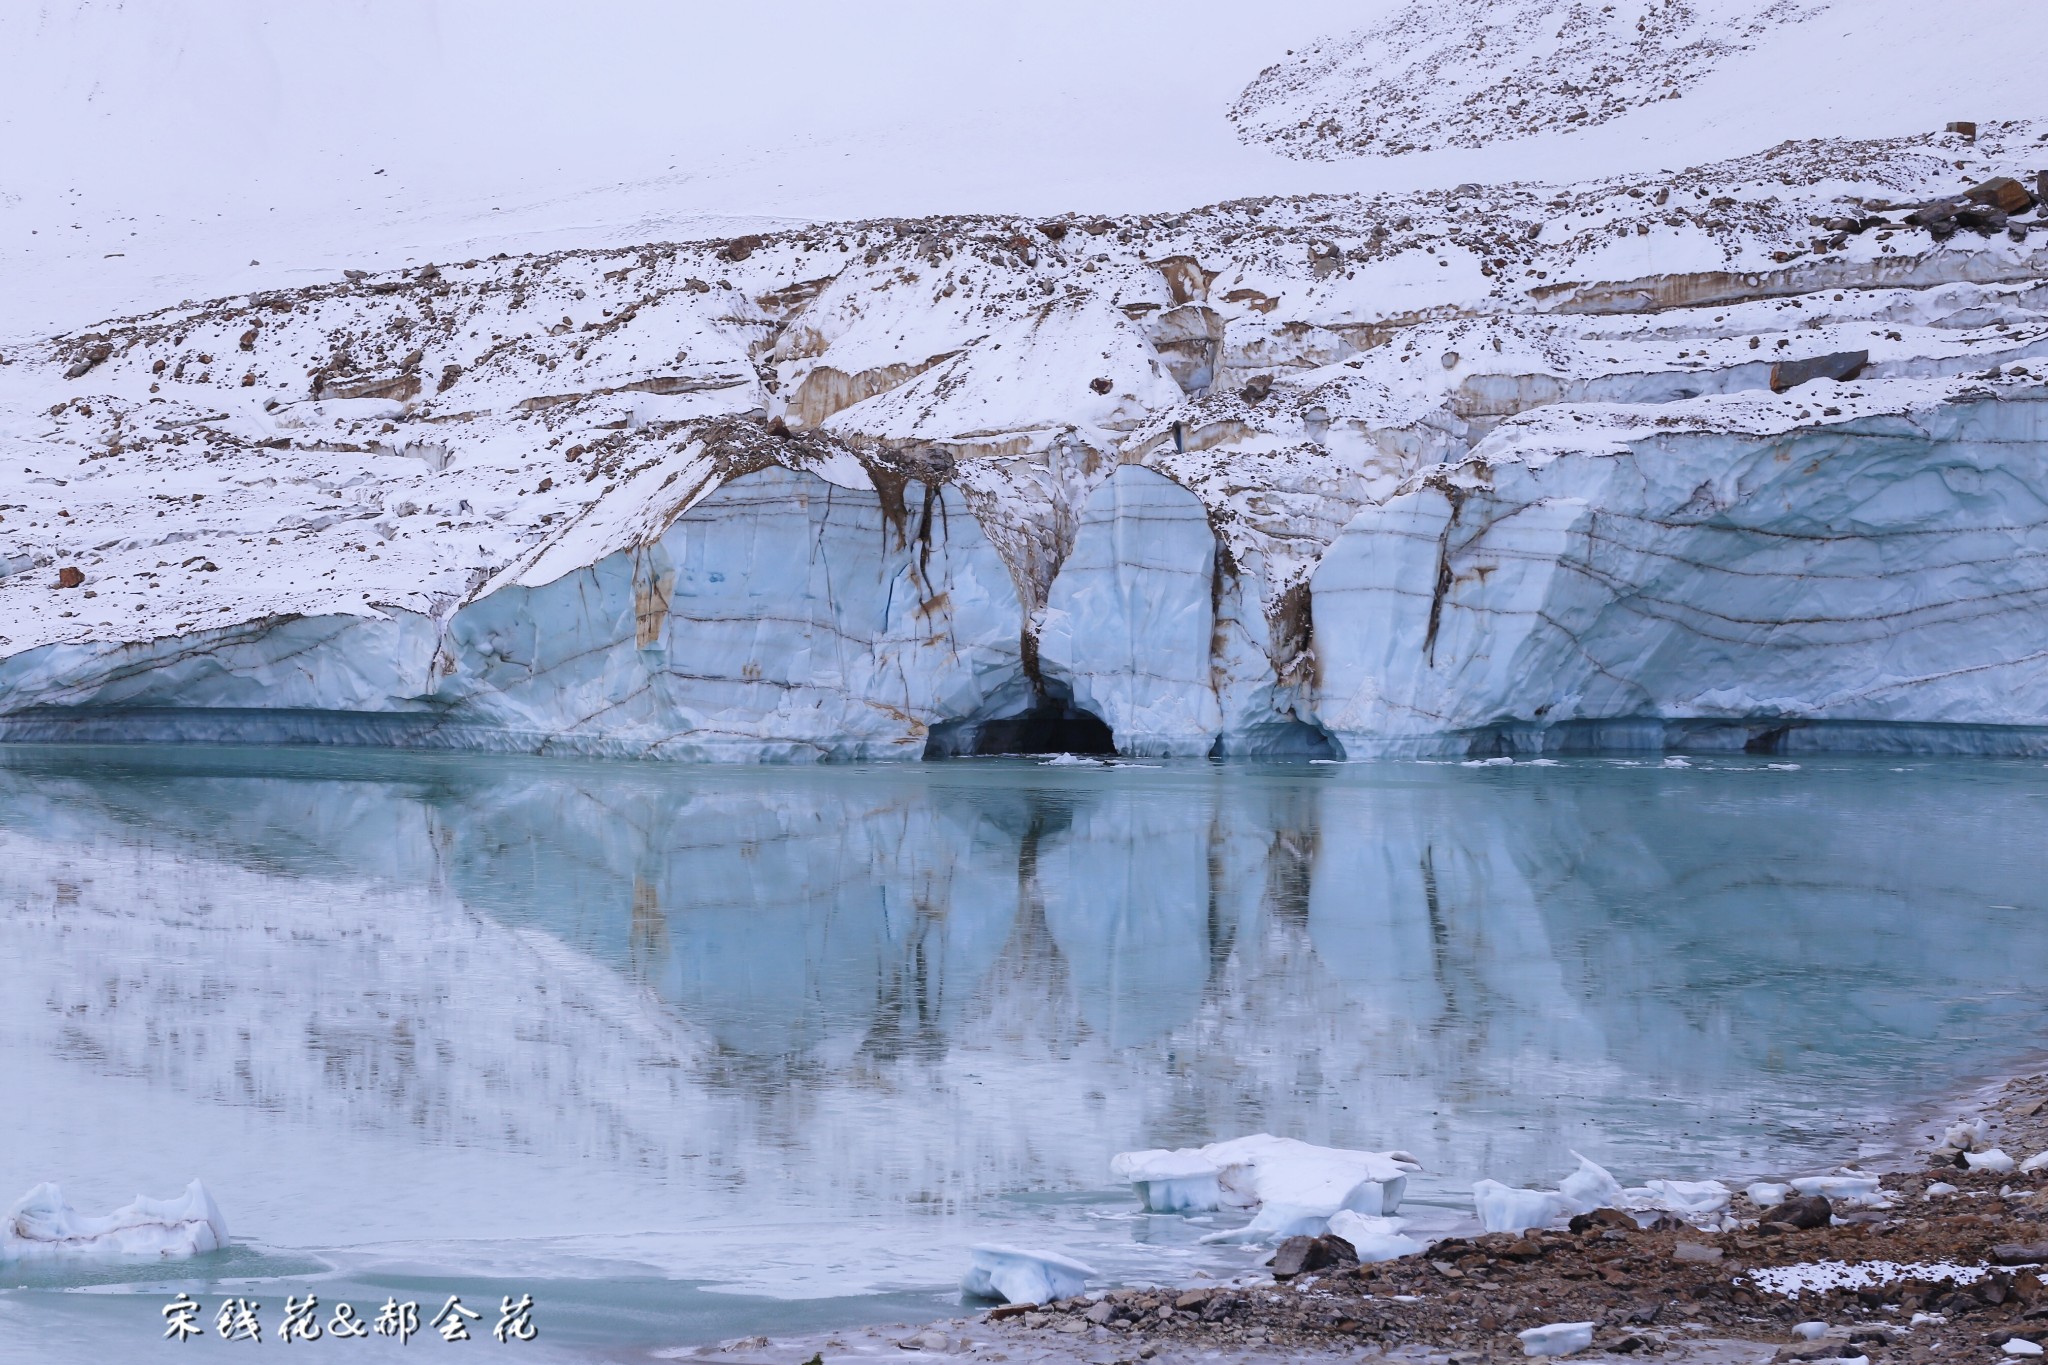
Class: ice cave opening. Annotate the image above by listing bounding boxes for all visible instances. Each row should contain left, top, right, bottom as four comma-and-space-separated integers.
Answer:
926, 701, 1117, 758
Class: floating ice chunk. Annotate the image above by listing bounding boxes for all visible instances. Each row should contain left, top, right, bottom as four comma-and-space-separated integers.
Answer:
1558, 1152, 1624, 1213
1661, 756, 1692, 768
1789, 1172, 1887, 1207
1462, 756, 1515, 767
1122, 1135, 1420, 1242
2021, 1152, 2048, 1174
1201, 1135, 1419, 1218
1, 1180, 227, 1263
1765, 763, 1801, 771
1517, 1321, 1594, 1356
1524, 758, 1561, 767
1327, 1210, 1422, 1263
1040, 754, 1108, 767
961, 1245, 1096, 1305
1747, 1182, 1791, 1207
1109, 1149, 1224, 1214
1473, 1180, 1573, 1235
1965, 1148, 2017, 1174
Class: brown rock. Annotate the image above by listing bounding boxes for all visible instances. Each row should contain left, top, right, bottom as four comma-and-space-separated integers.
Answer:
1993, 1244, 2048, 1266
985, 1301, 1035, 1320
1967, 177, 2038, 216
1271, 1233, 1358, 1279
1946, 120, 1978, 138
1569, 1208, 1637, 1233
238, 327, 259, 351
721, 234, 764, 263
1758, 1194, 1834, 1229
55, 567, 84, 588
1769, 351, 1868, 394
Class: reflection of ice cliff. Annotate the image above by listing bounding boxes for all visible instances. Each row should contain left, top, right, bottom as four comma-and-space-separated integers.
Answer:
5, 754, 2048, 1256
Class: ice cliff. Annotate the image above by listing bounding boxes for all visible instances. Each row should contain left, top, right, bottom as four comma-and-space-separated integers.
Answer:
3, 123, 2047, 758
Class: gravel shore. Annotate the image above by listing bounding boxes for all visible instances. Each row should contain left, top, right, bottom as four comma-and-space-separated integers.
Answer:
676, 1073, 2048, 1365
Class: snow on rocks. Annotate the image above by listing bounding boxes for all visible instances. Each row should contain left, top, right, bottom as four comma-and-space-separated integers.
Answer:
1231, 0, 1832, 161
1112, 1135, 1421, 1243
2, 1180, 227, 1262
1748, 1258, 2002, 1297
961, 1245, 1096, 1305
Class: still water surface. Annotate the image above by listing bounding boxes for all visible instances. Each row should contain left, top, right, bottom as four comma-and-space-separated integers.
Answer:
3, 746, 2046, 1358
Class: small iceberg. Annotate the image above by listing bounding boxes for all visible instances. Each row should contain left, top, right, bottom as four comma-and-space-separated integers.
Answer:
961, 1245, 1096, 1305
1473, 1180, 1573, 1235
2, 1180, 228, 1263
1326, 1210, 1422, 1263
1113, 1135, 1421, 1244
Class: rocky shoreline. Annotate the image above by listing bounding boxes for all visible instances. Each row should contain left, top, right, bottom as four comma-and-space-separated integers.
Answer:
680, 1073, 2048, 1364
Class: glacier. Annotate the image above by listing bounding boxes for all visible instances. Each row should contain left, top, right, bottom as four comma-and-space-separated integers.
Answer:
3, 93, 2047, 761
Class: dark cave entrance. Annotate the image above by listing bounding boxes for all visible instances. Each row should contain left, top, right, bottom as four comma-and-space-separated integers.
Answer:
925, 701, 1115, 758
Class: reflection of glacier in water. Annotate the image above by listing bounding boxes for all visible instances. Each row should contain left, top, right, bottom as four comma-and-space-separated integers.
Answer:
3, 747, 2047, 1356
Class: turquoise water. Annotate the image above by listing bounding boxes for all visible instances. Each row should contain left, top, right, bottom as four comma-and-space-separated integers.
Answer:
3, 746, 2047, 1359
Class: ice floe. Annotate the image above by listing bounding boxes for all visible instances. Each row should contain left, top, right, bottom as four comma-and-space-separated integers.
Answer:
961, 1245, 1096, 1305
1112, 1135, 1420, 1243
1, 1180, 227, 1263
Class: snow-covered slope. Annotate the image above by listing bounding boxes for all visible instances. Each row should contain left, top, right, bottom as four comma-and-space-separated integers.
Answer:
2, 4, 2046, 758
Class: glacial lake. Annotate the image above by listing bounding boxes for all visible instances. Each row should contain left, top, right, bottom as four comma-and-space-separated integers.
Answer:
4, 745, 2047, 1359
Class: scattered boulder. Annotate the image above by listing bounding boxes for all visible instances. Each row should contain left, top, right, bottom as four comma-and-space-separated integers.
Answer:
1757, 1194, 1833, 1230
1994, 1244, 2048, 1266
55, 567, 84, 589
1270, 1232, 1358, 1279
721, 234, 764, 263
1769, 350, 1867, 393
1968, 177, 2038, 216
1569, 1208, 1637, 1234
1946, 120, 1978, 139
1238, 374, 1273, 404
